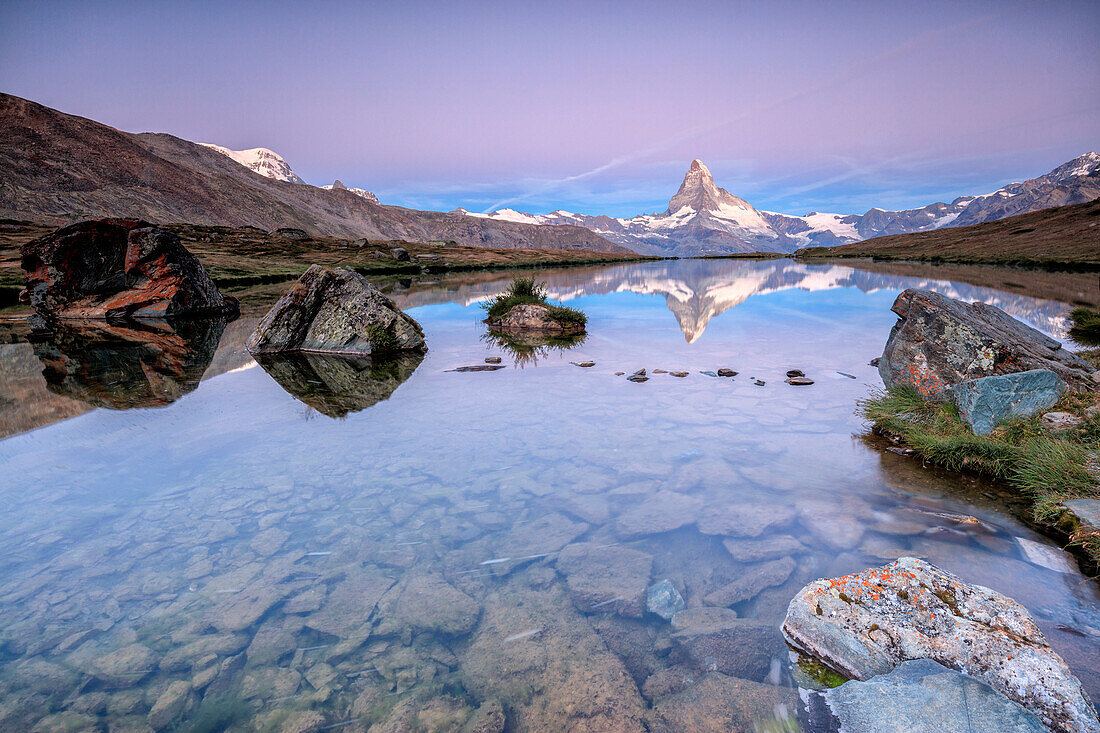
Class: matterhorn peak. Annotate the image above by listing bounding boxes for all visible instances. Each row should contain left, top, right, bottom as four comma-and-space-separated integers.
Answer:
689, 158, 710, 175
665, 158, 755, 217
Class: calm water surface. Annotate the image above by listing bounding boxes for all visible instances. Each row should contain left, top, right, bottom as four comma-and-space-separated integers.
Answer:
0, 259, 1097, 732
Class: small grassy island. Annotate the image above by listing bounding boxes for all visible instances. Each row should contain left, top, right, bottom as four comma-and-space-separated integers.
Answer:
483, 277, 588, 334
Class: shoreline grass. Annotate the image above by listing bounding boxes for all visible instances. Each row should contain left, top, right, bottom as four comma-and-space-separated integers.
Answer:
858, 384, 1100, 564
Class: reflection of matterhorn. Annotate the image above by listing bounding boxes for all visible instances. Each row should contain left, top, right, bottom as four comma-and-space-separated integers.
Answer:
388, 261, 1073, 343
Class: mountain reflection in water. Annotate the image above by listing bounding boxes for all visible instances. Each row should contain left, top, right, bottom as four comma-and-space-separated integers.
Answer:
381, 258, 1089, 344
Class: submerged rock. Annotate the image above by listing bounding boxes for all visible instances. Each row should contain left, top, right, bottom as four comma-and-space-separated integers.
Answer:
822, 659, 1046, 733
781, 557, 1098, 733
650, 672, 801, 733
670, 608, 786, 682
555, 542, 653, 617
878, 289, 1096, 398
20, 219, 238, 321
949, 369, 1066, 435
646, 579, 685, 621
246, 264, 426, 356
486, 303, 585, 335
703, 556, 796, 607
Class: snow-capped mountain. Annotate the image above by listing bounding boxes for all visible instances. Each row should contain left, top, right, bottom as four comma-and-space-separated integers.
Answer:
322, 179, 379, 204
199, 143, 305, 184
463, 153, 1100, 255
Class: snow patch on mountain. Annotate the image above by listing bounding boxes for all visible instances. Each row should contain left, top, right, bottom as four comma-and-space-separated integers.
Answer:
200, 143, 305, 184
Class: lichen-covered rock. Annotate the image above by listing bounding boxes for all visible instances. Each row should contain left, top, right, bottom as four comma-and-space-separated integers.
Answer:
20, 219, 238, 321
486, 303, 585, 334
949, 369, 1067, 435
245, 264, 426, 355
878, 289, 1096, 398
782, 557, 1099, 733
822, 659, 1046, 733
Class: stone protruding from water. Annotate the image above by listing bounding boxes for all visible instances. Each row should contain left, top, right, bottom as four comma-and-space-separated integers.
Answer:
821, 659, 1046, 733
781, 557, 1099, 733
878, 288, 1096, 398
246, 264, 426, 355
949, 369, 1067, 435
20, 219, 239, 321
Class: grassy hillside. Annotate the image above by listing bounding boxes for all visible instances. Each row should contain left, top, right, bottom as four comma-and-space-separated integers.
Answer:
798, 200, 1100, 267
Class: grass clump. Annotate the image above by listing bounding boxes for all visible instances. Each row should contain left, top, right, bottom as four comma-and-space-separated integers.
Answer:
859, 385, 1100, 534
1069, 307, 1100, 346
483, 277, 587, 329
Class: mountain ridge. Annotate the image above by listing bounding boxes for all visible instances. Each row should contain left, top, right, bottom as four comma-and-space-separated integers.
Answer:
0, 93, 627, 254
468, 154, 1100, 255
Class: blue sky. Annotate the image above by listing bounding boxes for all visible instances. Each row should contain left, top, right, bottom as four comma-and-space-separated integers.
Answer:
1, 0, 1096, 217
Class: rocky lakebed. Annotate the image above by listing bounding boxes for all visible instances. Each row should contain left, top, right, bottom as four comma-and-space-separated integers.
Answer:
0, 254, 1098, 732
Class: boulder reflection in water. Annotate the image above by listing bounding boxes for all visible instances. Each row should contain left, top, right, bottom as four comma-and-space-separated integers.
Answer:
255, 352, 424, 417
31, 317, 227, 409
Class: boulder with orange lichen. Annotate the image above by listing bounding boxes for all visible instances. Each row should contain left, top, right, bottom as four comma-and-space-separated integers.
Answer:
782, 557, 1098, 733
878, 288, 1096, 398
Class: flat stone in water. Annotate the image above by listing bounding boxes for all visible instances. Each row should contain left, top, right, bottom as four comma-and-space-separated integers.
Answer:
721, 535, 805, 563
703, 556, 797, 606
1015, 536, 1078, 574
571, 361, 595, 367
450, 365, 506, 372
651, 672, 801, 731
670, 371, 689, 378
616, 490, 703, 538
786, 377, 814, 385
823, 659, 1046, 733
717, 368, 737, 377
786, 369, 804, 378
628, 369, 649, 383
555, 542, 654, 617
485, 356, 502, 364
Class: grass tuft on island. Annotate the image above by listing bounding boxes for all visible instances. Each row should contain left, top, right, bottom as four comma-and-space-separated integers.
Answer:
859, 384, 1100, 562
1069, 307, 1100, 346
482, 277, 587, 329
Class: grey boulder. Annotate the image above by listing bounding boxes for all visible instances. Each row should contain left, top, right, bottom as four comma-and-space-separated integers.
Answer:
782, 557, 1098, 733
246, 265, 426, 356
878, 289, 1096, 398
821, 659, 1046, 733
949, 369, 1067, 435
646, 579, 685, 621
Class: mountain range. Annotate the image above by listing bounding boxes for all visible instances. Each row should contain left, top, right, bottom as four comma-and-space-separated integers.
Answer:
1, 92, 1095, 257
0, 93, 625, 253
464, 155, 1100, 255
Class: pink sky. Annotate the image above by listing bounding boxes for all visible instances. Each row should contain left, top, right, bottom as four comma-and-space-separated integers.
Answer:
1, 0, 1097, 216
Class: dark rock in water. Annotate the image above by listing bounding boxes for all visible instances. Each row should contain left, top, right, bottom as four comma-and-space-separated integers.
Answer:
782, 557, 1097, 733
878, 289, 1096, 397
571, 361, 596, 367
20, 219, 238, 321
869, 357, 881, 367
653, 369, 668, 374
450, 365, 506, 372
822, 659, 1046, 733
753, 379, 765, 386
389, 246, 411, 261
628, 369, 648, 383
32, 317, 226, 409
485, 356, 502, 364
886, 447, 914, 456
785, 376, 814, 386
670, 371, 689, 378
273, 227, 309, 240
246, 265, 426, 356
949, 369, 1066, 435
786, 369, 804, 378
717, 368, 737, 377
486, 303, 585, 335
255, 352, 423, 417
646, 579, 685, 621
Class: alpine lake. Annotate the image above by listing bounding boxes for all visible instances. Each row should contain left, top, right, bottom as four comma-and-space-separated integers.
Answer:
0, 257, 1097, 732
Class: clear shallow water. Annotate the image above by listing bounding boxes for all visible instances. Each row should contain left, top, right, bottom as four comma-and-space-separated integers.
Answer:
0, 258, 1097, 732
